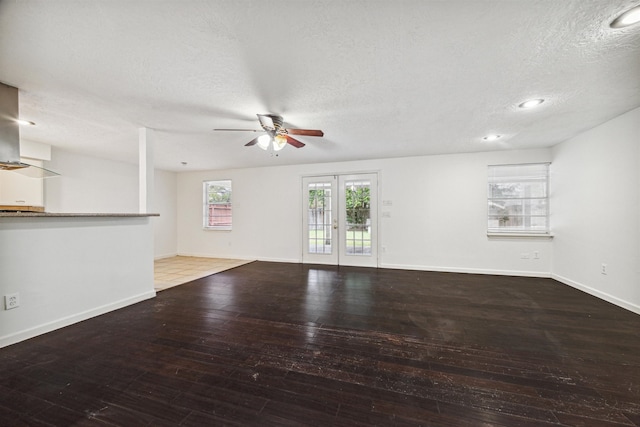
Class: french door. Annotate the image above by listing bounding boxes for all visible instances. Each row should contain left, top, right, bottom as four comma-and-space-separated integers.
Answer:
302, 173, 378, 267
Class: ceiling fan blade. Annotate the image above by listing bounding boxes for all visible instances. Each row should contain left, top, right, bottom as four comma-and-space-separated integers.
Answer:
245, 136, 262, 146
285, 129, 324, 137
285, 135, 305, 148
214, 129, 261, 132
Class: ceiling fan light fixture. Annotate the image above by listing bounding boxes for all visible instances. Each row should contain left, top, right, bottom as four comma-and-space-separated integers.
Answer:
216, 113, 323, 149
483, 134, 501, 141
257, 134, 271, 150
610, 5, 640, 28
518, 98, 545, 109
273, 134, 287, 151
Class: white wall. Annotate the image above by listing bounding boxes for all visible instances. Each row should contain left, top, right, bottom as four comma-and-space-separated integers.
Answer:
552, 107, 640, 314
153, 168, 178, 258
45, 148, 139, 213
44, 148, 178, 258
177, 148, 553, 276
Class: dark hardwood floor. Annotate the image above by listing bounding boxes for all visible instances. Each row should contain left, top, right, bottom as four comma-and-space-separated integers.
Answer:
1, 261, 639, 426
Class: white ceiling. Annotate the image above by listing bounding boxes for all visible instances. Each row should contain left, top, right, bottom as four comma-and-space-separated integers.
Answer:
1, 1, 639, 172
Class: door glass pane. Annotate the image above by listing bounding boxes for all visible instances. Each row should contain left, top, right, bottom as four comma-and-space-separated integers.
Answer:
345, 180, 371, 255
308, 183, 333, 254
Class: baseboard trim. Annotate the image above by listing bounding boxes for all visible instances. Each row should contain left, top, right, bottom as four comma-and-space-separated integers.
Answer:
0, 291, 156, 349
176, 252, 298, 264
154, 253, 178, 260
551, 273, 640, 315
174, 256, 552, 277
254, 257, 300, 263
379, 263, 551, 278
176, 252, 254, 261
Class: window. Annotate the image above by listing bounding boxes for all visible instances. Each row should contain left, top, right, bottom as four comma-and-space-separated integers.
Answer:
487, 163, 549, 234
204, 180, 232, 230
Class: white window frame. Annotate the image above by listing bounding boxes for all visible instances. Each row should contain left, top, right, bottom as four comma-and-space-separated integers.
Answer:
487, 163, 550, 236
203, 179, 232, 230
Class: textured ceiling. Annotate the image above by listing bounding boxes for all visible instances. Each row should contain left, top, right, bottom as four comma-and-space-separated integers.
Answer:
1, 0, 639, 172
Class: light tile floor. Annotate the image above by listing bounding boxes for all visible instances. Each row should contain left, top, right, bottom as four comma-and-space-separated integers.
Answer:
154, 256, 253, 291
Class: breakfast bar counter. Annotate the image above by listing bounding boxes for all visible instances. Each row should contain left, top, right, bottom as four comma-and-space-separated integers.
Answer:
0, 212, 159, 347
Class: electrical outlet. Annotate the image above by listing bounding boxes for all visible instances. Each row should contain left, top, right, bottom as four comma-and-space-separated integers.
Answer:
4, 293, 20, 310
601, 263, 607, 275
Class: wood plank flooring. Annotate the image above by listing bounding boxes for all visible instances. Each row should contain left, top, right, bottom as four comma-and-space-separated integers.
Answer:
1, 261, 639, 426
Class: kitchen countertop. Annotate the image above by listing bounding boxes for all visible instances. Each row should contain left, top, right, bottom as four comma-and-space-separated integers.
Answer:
0, 212, 159, 217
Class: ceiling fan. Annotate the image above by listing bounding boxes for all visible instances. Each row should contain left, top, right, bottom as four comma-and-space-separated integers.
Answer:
214, 114, 324, 151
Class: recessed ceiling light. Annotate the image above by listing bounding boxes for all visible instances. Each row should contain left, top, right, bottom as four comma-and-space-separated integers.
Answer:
610, 5, 640, 28
483, 134, 501, 141
16, 119, 36, 126
518, 99, 545, 109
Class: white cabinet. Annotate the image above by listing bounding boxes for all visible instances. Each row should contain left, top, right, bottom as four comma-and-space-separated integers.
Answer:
0, 159, 44, 207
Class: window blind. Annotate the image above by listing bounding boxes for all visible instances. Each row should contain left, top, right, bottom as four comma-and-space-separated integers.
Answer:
487, 163, 550, 233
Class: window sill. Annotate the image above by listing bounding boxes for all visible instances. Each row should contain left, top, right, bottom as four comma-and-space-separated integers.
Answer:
487, 232, 554, 239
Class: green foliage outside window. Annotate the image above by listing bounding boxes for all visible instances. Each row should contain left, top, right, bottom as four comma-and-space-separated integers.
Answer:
308, 189, 325, 209
208, 185, 231, 203
308, 185, 371, 228
346, 186, 370, 229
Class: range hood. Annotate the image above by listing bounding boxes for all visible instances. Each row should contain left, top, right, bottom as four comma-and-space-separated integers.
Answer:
0, 82, 58, 177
